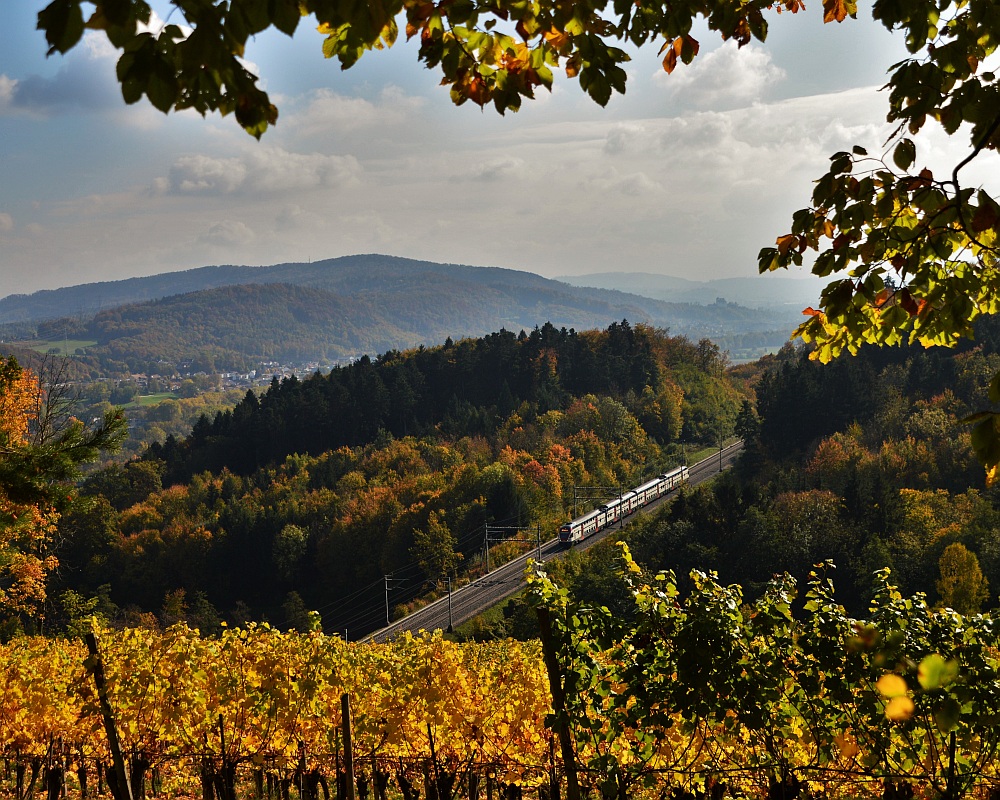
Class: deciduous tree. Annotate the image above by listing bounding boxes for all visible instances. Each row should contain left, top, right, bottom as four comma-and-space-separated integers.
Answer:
0, 356, 125, 620
936, 541, 989, 615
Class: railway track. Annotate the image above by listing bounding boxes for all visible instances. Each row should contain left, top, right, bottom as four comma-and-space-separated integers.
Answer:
365, 440, 743, 642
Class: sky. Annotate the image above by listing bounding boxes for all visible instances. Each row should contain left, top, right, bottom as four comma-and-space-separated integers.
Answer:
0, 1, 961, 299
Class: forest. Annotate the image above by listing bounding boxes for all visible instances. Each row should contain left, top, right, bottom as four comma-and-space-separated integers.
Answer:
22, 321, 742, 638
5, 306, 999, 644
480, 321, 1000, 642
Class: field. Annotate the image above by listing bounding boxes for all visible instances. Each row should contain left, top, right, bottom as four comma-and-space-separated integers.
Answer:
19, 338, 98, 355
128, 392, 179, 407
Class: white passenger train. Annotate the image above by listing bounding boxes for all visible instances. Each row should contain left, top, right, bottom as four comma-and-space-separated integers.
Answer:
558, 465, 690, 545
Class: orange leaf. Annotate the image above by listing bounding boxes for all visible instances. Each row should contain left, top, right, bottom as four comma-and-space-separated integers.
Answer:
822, 0, 849, 23
543, 28, 570, 50
987, 462, 999, 487
733, 18, 751, 45
776, 233, 797, 256
898, 288, 919, 316
565, 53, 581, 78
661, 38, 682, 74
885, 695, 915, 721
468, 76, 489, 107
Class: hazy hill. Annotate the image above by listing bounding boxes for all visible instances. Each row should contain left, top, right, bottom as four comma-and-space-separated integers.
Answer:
0, 265, 257, 325
0, 255, 806, 325
558, 271, 828, 309
1, 256, 801, 372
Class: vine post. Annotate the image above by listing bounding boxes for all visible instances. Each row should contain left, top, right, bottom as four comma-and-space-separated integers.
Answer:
83, 632, 134, 800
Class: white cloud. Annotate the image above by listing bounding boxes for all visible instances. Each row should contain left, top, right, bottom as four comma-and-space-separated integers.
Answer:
169, 155, 248, 194
0, 75, 16, 112
199, 220, 256, 247
165, 148, 362, 195
584, 168, 662, 196
274, 204, 324, 232
654, 42, 786, 110
0, 213, 12, 232
289, 85, 426, 138
81, 31, 118, 61
455, 156, 525, 182
603, 122, 651, 155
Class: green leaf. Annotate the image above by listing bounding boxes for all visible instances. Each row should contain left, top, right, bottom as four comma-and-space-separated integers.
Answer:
933, 697, 961, 733
37, 0, 86, 54
918, 654, 959, 690
893, 138, 916, 171
146, 69, 179, 113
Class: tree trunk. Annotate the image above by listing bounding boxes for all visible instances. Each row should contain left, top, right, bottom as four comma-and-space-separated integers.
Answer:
45, 763, 63, 800
535, 609, 580, 800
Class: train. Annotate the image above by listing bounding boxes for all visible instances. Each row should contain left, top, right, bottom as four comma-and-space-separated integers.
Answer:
558, 464, 690, 545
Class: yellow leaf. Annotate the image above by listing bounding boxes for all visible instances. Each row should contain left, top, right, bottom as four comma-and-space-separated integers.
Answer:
834, 732, 858, 758
885, 695, 915, 721
876, 673, 907, 698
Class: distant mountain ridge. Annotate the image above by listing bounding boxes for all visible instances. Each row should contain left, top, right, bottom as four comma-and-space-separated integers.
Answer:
1, 256, 819, 323
557, 270, 828, 309
0, 255, 804, 373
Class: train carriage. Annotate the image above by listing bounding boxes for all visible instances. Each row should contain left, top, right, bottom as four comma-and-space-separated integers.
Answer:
558, 464, 690, 545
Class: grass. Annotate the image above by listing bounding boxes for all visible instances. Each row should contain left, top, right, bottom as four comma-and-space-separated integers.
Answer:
685, 438, 740, 466
128, 393, 178, 407
20, 339, 98, 355
452, 596, 513, 641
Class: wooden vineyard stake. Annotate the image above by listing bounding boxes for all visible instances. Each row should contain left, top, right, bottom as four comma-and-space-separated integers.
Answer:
342, 695, 356, 800
84, 633, 134, 800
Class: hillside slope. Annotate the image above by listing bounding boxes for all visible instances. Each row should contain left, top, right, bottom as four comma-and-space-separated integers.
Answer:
558, 270, 828, 308
1, 255, 812, 323
5, 256, 798, 373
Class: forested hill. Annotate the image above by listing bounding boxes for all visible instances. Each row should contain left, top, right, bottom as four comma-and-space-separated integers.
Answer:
146, 320, 729, 484
55, 322, 742, 635
1, 254, 803, 325
1, 256, 795, 374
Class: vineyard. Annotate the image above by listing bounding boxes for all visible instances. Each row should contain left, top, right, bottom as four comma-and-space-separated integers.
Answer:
0, 628, 552, 800
3, 550, 1000, 800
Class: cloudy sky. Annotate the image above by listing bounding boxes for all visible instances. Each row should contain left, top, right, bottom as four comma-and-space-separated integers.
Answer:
0, 2, 944, 298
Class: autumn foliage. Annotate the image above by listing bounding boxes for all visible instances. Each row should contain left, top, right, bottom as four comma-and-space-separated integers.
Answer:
0, 356, 125, 623
0, 360, 59, 613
